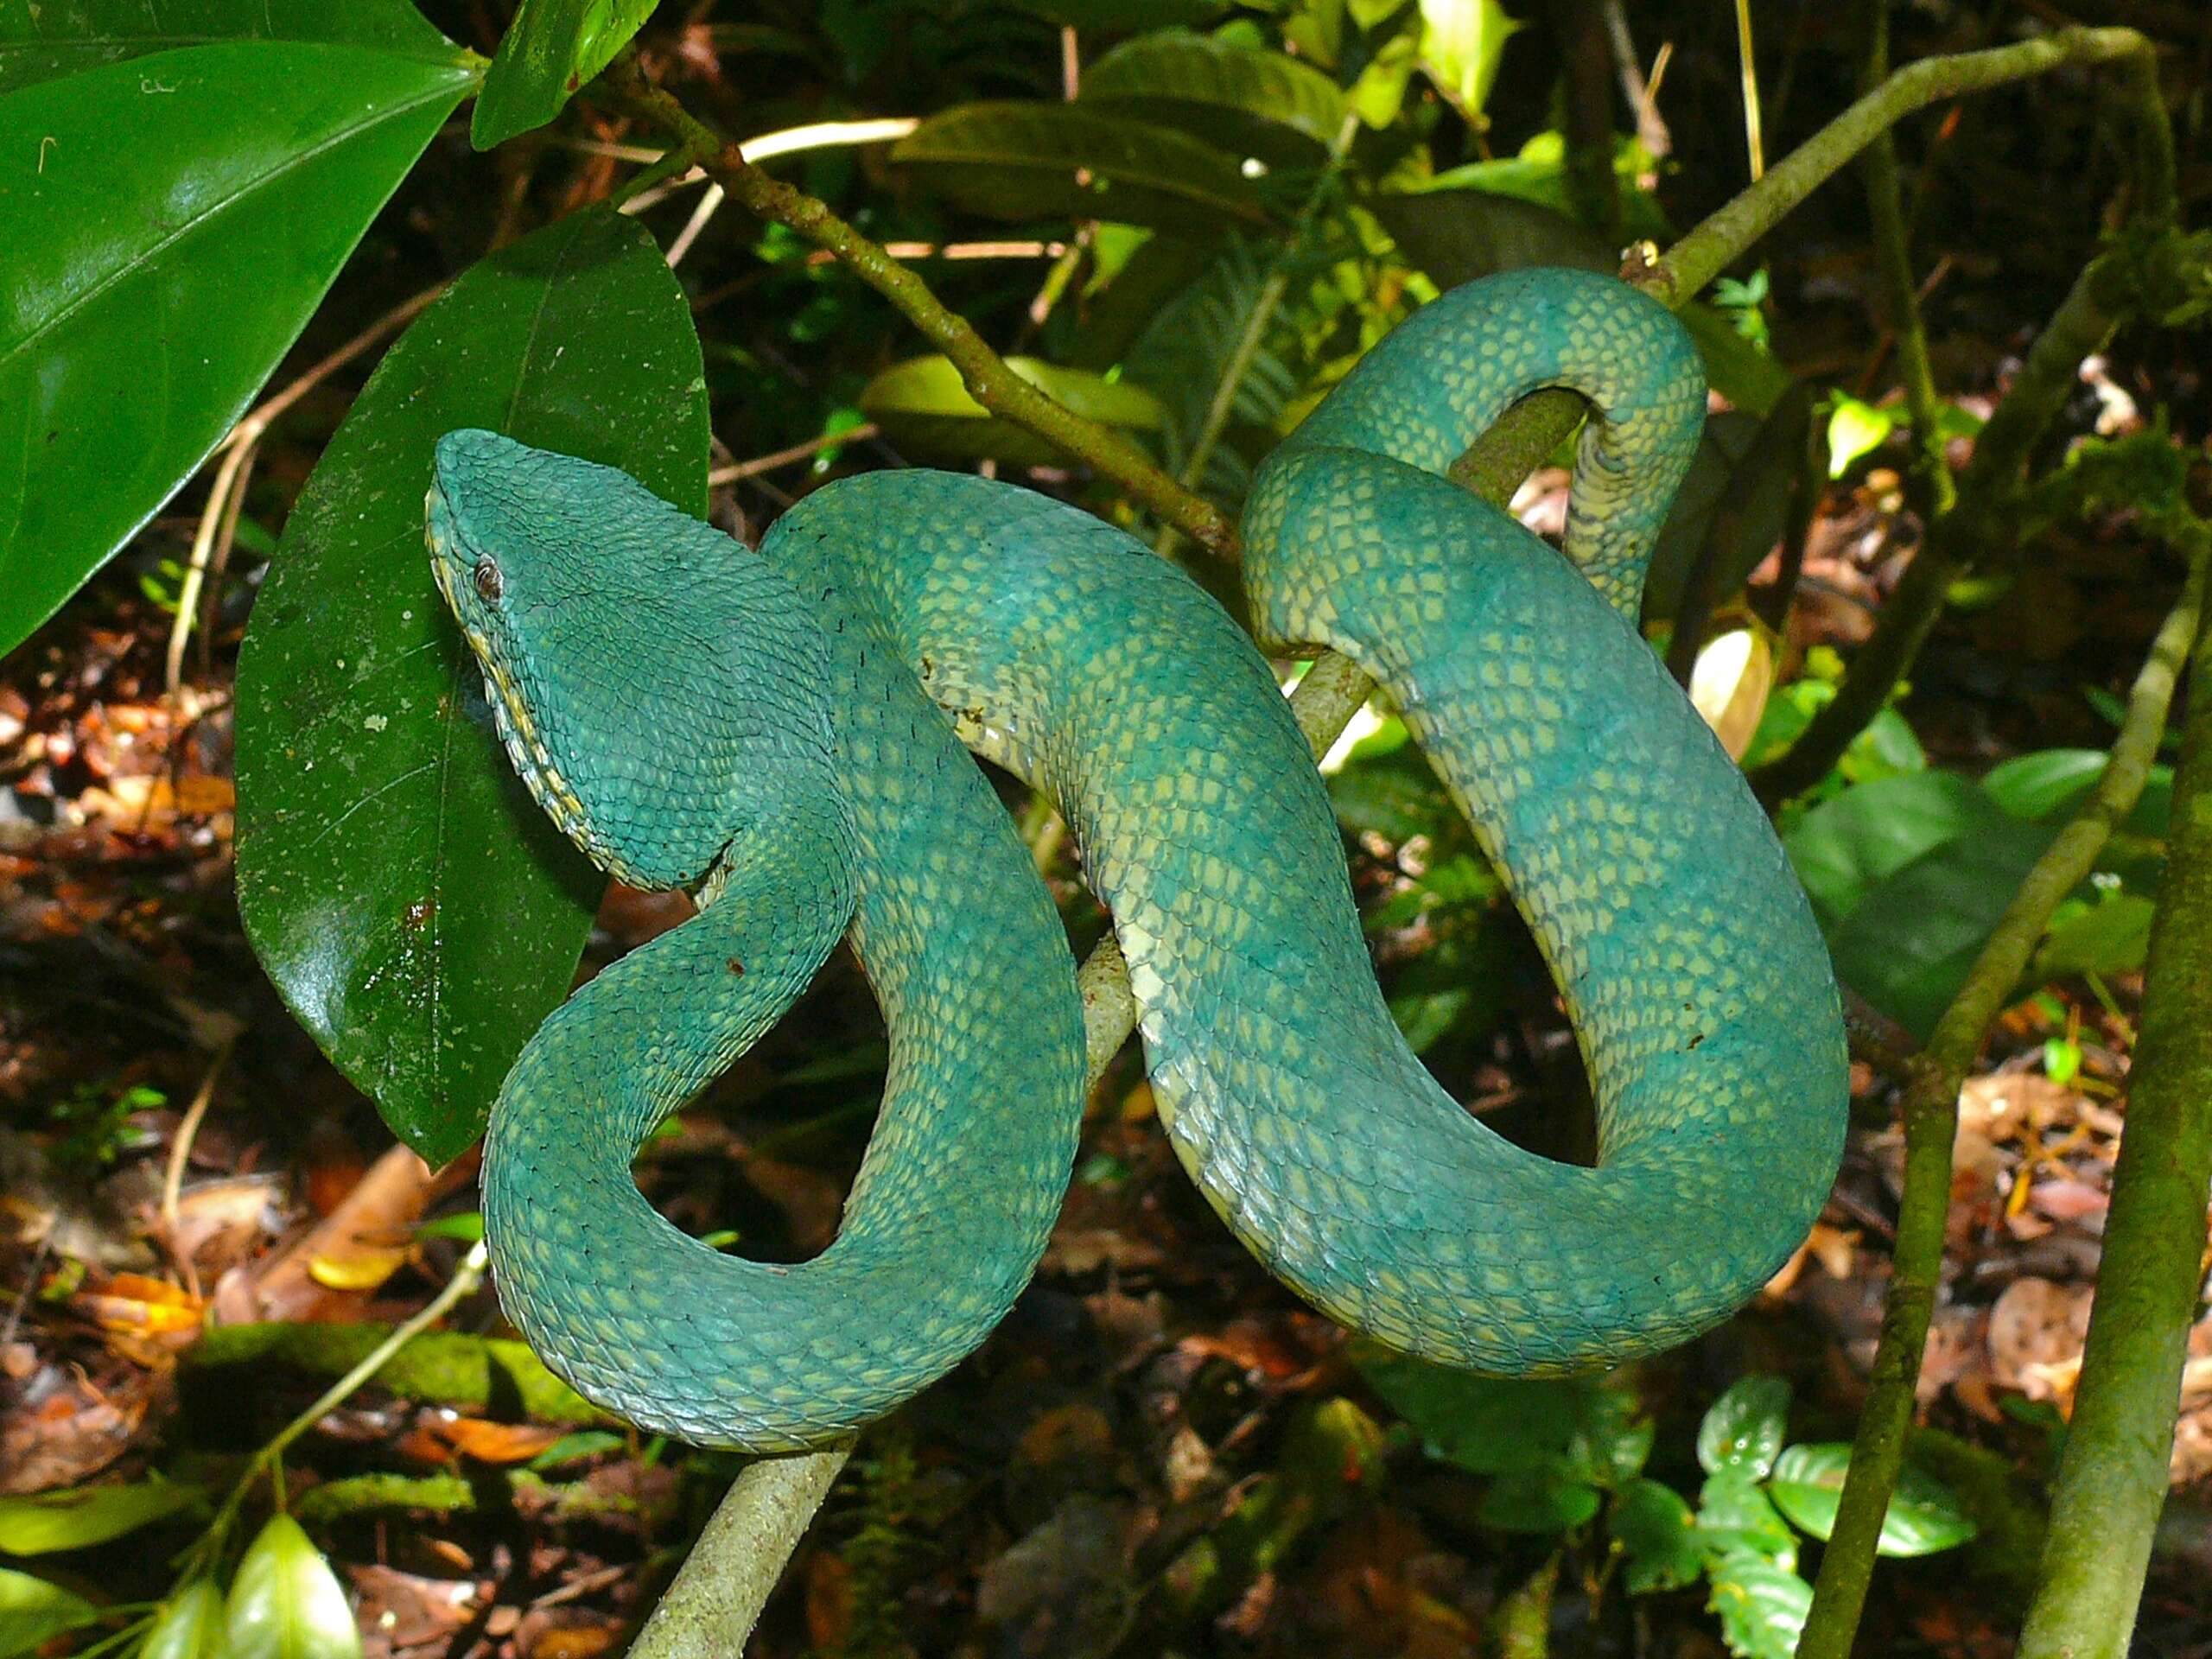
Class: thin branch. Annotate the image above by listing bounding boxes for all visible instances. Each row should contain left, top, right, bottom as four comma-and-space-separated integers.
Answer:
1752, 249, 2127, 800
1649, 27, 2155, 306
2015, 536, 2212, 1659
1796, 554, 2206, 1659
708, 423, 881, 486
599, 51, 1234, 556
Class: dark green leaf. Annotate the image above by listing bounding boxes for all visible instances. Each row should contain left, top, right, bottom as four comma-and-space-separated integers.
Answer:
472, 0, 652, 149
0, 0, 460, 92
1479, 1469, 1602, 1533
1784, 772, 2014, 925
225, 1513, 360, 1659
1697, 1376, 1790, 1478
0, 1478, 203, 1554
1611, 1478, 1700, 1593
1706, 1553, 1812, 1659
1080, 29, 1348, 162
1676, 300, 1794, 417
893, 103, 1271, 232
1644, 384, 1812, 626
857, 353, 1165, 467
1766, 1443, 1979, 1556
1369, 189, 1611, 286
235, 210, 706, 1164
0, 41, 476, 656
142, 1580, 227, 1659
1352, 1341, 1612, 1477
0, 1569, 96, 1659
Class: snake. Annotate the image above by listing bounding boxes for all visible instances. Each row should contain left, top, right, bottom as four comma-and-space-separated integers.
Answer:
425, 267, 1849, 1452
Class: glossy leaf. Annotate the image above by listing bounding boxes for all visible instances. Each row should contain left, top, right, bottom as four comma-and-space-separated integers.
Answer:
893, 103, 1270, 232
142, 1580, 228, 1659
1766, 1443, 1979, 1557
0, 39, 476, 656
1785, 772, 2014, 925
225, 1514, 361, 1659
1080, 29, 1348, 161
0, 1569, 97, 1659
235, 210, 707, 1165
859, 353, 1166, 467
0, 1478, 203, 1554
1696, 1376, 1790, 1478
1417, 0, 1522, 118
1825, 391, 1897, 477
1706, 1554, 1812, 1659
1611, 1478, 1700, 1593
472, 0, 653, 149
0, 0, 459, 92
1370, 189, 1611, 285
1693, 1471, 1796, 1569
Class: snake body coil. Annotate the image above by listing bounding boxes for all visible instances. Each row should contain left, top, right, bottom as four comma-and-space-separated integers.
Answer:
429, 269, 1848, 1449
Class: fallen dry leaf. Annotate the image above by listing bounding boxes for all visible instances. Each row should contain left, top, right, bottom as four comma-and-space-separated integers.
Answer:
1986, 1277, 2093, 1408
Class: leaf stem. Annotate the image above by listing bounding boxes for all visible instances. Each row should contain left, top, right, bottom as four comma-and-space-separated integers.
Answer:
1795, 553, 2206, 1659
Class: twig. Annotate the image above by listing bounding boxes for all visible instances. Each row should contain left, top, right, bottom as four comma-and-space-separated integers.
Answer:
1796, 554, 2205, 1659
708, 423, 881, 486
2014, 539, 2212, 1659
163, 283, 444, 696
1648, 28, 2158, 307
599, 51, 1234, 556
159, 1036, 234, 1294
182, 1242, 491, 1577
1751, 250, 2128, 800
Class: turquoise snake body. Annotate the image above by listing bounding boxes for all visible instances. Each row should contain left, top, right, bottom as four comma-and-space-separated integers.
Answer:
425, 269, 1849, 1449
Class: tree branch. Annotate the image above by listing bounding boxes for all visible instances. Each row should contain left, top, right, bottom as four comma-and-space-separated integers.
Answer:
1796, 553, 2205, 1659
2014, 539, 2212, 1659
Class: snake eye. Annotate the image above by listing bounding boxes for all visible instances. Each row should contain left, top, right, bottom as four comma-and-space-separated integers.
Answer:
473, 557, 505, 603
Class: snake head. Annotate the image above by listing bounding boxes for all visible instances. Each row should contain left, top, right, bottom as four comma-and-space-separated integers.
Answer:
427, 429, 836, 893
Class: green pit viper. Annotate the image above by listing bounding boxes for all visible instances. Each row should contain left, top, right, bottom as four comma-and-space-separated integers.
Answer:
425, 267, 1847, 1452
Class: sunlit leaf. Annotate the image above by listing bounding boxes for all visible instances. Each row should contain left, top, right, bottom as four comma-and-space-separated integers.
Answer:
1766, 1443, 1979, 1556
858, 353, 1166, 467
1416, 0, 1522, 118
142, 1580, 227, 1659
0, 1568, 97, 1659
225, 1514, 361, 1659
472, 0, 653, 149
235, 210, 706, 1165
1824, 391, 1897, 478
1694, 1471, 1796, 1569
0, 1478, 203, 1554
0, 39, 476, 656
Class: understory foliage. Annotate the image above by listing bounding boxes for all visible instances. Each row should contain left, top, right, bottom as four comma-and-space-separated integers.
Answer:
1, 2, 2209, 1657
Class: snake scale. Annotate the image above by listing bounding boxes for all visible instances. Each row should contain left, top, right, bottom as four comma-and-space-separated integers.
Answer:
425, 268, 1848, 1451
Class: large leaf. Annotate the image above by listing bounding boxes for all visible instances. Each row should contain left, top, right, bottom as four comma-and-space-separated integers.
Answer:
1369, 189, 1611, 286
0, 1479, 202, 1554
1784, 772, 2015, 925
1766, 1443, 1978, 1557
893, 102, 1271, 232
1080, 29, 1348, 162
472, 0, 653, 149
1707, 1554, 1813, 1659
0, 0, 458, 92
0, 39, 476, 655
1416, 0, 1522, 118
225, 1515, 360, 1659
235, 210, 707, 1165
858, 353, 1166, 467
